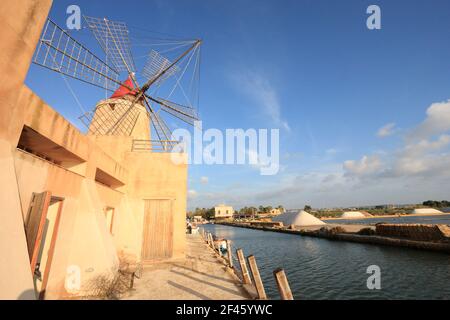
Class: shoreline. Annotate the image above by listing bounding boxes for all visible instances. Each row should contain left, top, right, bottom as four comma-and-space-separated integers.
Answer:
216, 222, 450, 254
323, 213, 450, 221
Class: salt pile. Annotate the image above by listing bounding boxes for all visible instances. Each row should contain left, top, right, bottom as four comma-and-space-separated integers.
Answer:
272, 210, 326, 227
341, 211, 366, 219
412, 208, 443, 215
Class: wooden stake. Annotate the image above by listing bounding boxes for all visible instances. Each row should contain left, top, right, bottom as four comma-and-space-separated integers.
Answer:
273, 268, 294, 300
209, 233, 214, 249
226, 240, 233, 268
236, 249, 252, 285
247, 255, 267, 300
217, 240, 222, 257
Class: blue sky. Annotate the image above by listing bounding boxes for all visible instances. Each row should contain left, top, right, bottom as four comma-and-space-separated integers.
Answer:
26, 0, 450, 210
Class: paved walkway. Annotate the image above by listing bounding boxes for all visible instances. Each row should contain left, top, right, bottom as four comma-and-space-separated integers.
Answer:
122, 234, 250, 300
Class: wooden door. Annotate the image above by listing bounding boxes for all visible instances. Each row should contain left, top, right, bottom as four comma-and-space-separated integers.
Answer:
24, 193, 64, 299
25, 191, 52, 272
36, 198, 64, 299
141, 199, 173, 261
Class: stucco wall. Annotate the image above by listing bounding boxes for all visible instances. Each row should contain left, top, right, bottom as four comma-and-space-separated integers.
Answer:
124, 152, 188, 259
0, 0, 188, 299
0, 0, 53, 300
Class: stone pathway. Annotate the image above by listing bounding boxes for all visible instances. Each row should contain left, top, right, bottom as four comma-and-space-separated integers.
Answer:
122, 234, 250, 300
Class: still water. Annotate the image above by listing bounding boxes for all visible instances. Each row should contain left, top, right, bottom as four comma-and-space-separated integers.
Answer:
202, 223, 450, 300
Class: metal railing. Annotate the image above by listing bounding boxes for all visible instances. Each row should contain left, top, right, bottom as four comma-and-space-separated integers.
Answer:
131, 139, 184, 152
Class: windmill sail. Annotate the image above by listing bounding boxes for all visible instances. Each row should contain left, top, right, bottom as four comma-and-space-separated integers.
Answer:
142, 50, 180, 84
32, 16, 203, 151
150, 97, 199, 126
33, 19, 121, 91
84, 16, 136, 74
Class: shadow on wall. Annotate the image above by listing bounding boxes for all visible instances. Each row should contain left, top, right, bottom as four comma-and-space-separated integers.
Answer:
17, 289, 36, 300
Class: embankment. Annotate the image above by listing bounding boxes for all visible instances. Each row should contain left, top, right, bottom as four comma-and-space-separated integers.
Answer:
217, 222, 450, 254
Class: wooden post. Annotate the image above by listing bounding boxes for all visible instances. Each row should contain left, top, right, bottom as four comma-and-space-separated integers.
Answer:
226, 240, 233, 268
209, 233, 214, 249
247, 255, 267, 300
273, 268, 294, 300
236, 249, 252, 285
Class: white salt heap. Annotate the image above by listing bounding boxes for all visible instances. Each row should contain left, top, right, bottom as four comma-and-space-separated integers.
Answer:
412, 208, 443, 215
272, 210, 326, 227
341, 211, 366, 219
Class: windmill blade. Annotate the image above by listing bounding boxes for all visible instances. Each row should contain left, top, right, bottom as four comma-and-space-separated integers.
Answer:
142, 97, 172, 142
33, 19, 121, 91
84, 16, 136, 73
142, 50, 180, 84
148, 96, 199, 126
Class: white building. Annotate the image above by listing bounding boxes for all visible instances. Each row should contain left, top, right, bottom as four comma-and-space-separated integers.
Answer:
214, 204, 234, 219
269, 208, 283, 216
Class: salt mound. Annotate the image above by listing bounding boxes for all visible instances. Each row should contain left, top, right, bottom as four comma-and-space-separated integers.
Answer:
341, 211, 366, 219
272, 210, 325, 227
412, 208, 443, 215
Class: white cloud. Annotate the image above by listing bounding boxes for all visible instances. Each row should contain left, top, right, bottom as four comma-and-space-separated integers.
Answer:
408, 100, 450, 140
389, 134, 450, 177
377, 123, 396, 138
188, 190, 198, 199
188, 98, 450, 210
343, 155, 382, 177
231, 70, 290, 131
326, 148, 338, 155
200, 176, 209, 185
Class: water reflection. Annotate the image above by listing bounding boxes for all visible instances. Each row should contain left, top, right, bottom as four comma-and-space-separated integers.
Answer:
203, 224, 450, 300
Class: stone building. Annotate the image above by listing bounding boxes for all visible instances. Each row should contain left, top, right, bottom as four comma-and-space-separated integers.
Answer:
214, 204, 234, 219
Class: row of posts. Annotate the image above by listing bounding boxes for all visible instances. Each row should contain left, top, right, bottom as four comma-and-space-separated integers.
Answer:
201, 229, 294, 300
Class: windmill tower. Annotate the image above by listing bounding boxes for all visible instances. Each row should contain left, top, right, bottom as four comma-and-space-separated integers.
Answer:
33, 16, 201, 151
88, 76, 151, 140
25, 14, 202, 284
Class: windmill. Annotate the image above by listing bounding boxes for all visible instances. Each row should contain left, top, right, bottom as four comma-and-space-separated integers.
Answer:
32, 16, 202, 151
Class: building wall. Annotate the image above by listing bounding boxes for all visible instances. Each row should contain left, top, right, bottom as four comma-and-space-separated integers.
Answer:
214, 206, 234, 219
124, 152, 188, 260
6, 85, 188, 299
0, 0, 53, 300
0, 0, 188, 300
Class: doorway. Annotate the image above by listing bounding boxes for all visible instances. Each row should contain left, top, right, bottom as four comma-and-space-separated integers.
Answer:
104, 207, 115, 234
141, 199, 174, 261
24, 192, 64, 299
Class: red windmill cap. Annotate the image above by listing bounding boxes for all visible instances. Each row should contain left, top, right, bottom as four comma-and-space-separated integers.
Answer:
110, 77, 138, 99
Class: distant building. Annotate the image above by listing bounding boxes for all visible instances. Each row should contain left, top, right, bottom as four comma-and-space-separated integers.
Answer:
214, 204, 234, 219
269, 208, 282, 216
193, 216, 204, 222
